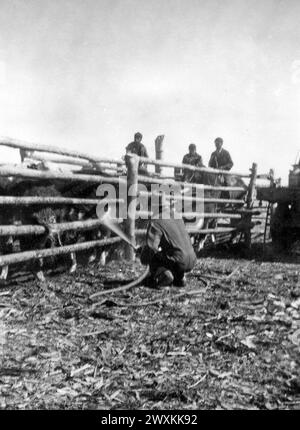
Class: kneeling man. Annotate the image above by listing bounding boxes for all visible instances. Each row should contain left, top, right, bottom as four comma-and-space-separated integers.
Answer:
139, 197, 197, 287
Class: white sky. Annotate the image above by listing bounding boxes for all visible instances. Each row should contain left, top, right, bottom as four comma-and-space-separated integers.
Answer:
1, 0, 300, 183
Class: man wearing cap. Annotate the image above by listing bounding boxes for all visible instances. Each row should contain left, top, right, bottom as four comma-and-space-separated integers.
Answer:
126, 132, 149, 174
208, 137, 233, 171
182, 143, 204, 182
138, 196, 197, 288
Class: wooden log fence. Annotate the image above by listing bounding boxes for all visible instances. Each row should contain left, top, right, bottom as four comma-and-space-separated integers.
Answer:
0, 196, 123, 206
0, 136, 277, 277
0, 137, 124, 166
130, 153, 250, 178
0, 237, 121, 268
0, 165, 126, 184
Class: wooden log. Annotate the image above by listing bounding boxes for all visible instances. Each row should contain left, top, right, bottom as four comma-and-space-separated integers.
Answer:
182, 212, 241, 219
31, 154, 121, 170
244, 162, 258, 248
136, 227, 237, 235
0, 136, 124, 165
187, 227, 237, 234
138, 190, 245, 205
135, 229, 147, 235
0, 225, 46, 236
0, 217, 124, 237
125, 154, 139, 261
0, 165, 126, 184
138, 174, 246, 192
246, 163, 258, 208
135, 211, 241, 219
223, 208, 261, 215
49, 219, 105, 233
0, 237, 121, 267
30, 154, 92, 167
133, 154, 250, 178
217, 220, 260, 229
154, 135, 164, 175
0, 196, 123, 206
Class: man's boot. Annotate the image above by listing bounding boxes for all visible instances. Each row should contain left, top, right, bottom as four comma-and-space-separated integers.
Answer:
154, 269, 174, 287
173, 274, 186, 287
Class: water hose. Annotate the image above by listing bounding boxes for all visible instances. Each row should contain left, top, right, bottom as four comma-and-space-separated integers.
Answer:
89, 265, 149, 299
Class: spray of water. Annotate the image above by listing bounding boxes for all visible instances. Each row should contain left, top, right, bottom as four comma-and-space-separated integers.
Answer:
99, 211, 137, 250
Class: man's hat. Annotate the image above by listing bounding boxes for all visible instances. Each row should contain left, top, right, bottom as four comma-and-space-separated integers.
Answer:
215, 137, 223, 144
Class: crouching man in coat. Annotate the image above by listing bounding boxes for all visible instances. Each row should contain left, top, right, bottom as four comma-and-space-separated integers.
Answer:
137, 196, 197, 288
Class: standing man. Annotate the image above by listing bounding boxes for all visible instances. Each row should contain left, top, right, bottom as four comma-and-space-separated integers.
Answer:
126, 132, 149, 174
182, 143, 204, 182
138, 196, 197, 288
208, 137, 233, 171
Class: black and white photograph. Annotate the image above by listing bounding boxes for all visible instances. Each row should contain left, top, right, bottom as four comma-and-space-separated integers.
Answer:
0, 0, 299, 412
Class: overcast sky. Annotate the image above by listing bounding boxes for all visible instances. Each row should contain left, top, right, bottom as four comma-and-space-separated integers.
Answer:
1, 0, 300, 182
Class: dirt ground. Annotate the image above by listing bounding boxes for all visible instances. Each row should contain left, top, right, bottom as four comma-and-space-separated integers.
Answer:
0, 243, 300, 410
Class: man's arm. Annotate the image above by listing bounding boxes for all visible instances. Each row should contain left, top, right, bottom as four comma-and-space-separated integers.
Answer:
222, 151, 233, 170
208, 152, 216, 168
141, 144, 149, 158
182, 154, 188, 164
125, 143, 131, 155
196, 155, 204, 167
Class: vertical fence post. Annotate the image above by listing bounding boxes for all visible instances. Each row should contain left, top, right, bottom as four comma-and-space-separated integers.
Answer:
155, 135, 164, 175
125, 154, 139, 261
244, 162, 258, 248
269, 168, 275, 187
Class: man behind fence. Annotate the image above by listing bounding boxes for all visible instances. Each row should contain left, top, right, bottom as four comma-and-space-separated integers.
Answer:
208, 137, 233, 171
182, 143, 204, 182
126, 132, 149, 174
138, 195, 197, 288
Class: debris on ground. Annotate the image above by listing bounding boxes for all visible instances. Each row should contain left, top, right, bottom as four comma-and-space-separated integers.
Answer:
0, 245, 300, 409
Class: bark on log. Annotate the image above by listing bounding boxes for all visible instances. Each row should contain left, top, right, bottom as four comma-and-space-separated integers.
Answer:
0, 196, 123, 206
0, 165, 126, 184
138, 174, 246, 192
131, 154, 249, 178
125, 154, 139, 261
244, 162, 258, 248
154, 135, 164, 175
0, 136, 124, 165
0, 225, 46, 236
138, 190, 245, 205
0, 237, 121, 267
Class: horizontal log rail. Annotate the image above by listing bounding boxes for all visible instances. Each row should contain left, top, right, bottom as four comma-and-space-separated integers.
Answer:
0, 225, 46, 236
137, 190, 245, 205
135, 211, 242, 219
186, 220, 260, 234
182, 212, 242, 219
0, 165, 126, 184
0, 196, 123, 206
0, 217, 125, 237
49, 219, 105, 233
138, 174, 246, 192
31, 154, 92, 167
0, 237, 121, 267
135, 227, 238, 235
0, 137, 124, 166
186, 227, 237, 234
223, 208, 261, 215
128, 152, 250, 178
31, 154, 122, 170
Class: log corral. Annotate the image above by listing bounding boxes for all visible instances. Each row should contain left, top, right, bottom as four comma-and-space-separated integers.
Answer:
0, 137, 274, 281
